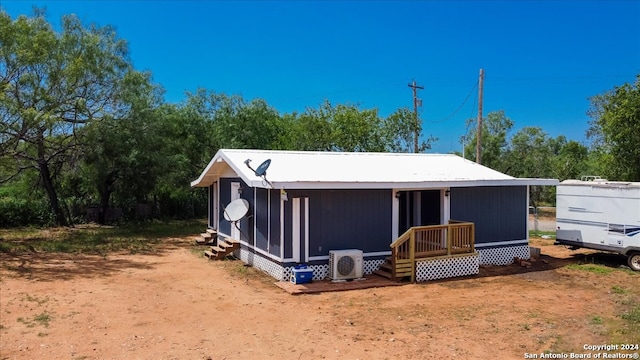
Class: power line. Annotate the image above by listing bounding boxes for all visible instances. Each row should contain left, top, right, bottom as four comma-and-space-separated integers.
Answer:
488, 74, 633, 82
461, 84, 479, 159
427, 80, 479, 123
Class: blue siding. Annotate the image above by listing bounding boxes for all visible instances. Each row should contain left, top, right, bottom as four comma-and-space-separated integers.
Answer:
450, 186, 527, 244
240, 185, 254, 245
255, 188, 269, 251
285, 189, 392, 257
269, 189, 281, 256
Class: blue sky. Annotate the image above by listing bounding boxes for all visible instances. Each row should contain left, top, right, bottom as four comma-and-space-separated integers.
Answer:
2, 1, 638, 153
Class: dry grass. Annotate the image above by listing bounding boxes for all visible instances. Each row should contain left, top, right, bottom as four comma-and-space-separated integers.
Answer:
0, 220, 206, 255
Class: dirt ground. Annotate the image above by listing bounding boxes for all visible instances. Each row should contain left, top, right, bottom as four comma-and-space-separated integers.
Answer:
2, 227, 639, 360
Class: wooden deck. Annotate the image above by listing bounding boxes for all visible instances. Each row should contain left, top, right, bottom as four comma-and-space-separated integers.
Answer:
383, 221, 475, 281
275, 274, 404, 295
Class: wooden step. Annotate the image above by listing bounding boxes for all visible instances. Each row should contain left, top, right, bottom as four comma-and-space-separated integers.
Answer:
379, 263, 393, 271
199, 234, 239, 260
218, 241, 234, 249
212, 252, 226, 260
195, 235, 215, 245
224, 237, 240, 244
373, 270, 393, 280
211, 246, 225, 253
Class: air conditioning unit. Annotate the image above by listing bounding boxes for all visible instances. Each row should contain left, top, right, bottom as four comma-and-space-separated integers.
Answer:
329, 249, 363, 280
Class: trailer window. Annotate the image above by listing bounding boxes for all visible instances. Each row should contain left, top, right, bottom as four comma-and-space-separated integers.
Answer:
608, 224, 625, 235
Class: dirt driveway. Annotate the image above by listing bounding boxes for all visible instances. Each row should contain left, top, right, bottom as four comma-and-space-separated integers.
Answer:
1, 236, 639, 360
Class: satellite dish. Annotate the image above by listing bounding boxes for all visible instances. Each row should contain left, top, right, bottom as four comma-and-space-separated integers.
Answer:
224, 198, 249, 222
244, 158, 274, 188
255, 159, 271, 177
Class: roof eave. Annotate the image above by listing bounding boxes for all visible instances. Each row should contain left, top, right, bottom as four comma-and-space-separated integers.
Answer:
191, 149, 265, 188
265, 178, 559, 190
190, 152, 221, 188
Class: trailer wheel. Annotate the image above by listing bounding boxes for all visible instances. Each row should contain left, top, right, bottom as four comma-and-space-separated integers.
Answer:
628, 253, 640, 271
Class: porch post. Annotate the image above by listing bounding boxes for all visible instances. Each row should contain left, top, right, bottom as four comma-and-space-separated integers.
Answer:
391, 189, 399, 242
410, 230, 416, 283
447, 225, 452, 256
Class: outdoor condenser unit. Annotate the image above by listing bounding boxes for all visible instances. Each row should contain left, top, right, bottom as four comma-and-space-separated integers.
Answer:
329, 249, 364, 280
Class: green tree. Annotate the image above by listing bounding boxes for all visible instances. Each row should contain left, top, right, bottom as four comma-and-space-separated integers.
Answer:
76, 72, 163, 223
330, 103, 386, 152
288, 103, 334, 151
218, 97, 282, 149
504, 127, 552, 179
587, 75, 640, 181
183, 89, 284, 150
284, 101, 382, 152
383, 108, 436, 153
284, 101, 436, 153
503, 126, 563, 205
0, 11, 136, 225
549, 136, 589, 181
151, 102, 217, 219
461, 110, 513, 171
583, 148, 609, 178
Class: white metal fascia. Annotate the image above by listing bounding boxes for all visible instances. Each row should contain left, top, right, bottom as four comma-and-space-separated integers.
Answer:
191, 150, 269, 188
267, 178, 558, 190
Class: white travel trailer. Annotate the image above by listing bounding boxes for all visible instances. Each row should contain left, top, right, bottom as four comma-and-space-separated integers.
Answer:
555, 177, 640, 271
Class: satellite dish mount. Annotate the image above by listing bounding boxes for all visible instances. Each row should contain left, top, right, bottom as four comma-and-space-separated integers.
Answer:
244, 158, 273, 188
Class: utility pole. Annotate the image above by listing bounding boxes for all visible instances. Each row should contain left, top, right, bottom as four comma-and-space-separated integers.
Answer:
476, 69, 484, 164
408, 80, 424, 153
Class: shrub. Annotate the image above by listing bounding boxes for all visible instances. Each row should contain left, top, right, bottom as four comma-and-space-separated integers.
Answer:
0, 197, 54, 227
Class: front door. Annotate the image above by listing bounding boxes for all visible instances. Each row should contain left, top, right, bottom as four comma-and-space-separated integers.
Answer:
291, 197, 309, 263
398, 190, 442, 234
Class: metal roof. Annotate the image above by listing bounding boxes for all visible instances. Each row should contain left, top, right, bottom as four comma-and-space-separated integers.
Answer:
191, 149, 558, 189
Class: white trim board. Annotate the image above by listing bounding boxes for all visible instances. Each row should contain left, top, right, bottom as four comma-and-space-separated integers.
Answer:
474, 239, 529, 248
308, 251, 391, 262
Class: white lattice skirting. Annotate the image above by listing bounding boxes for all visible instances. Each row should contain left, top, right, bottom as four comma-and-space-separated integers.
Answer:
415, 253, 479, 282
239, 246, 529, 281
238, 248, 385, 281
477, 245, 530, 265
239, 249, 287, 280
